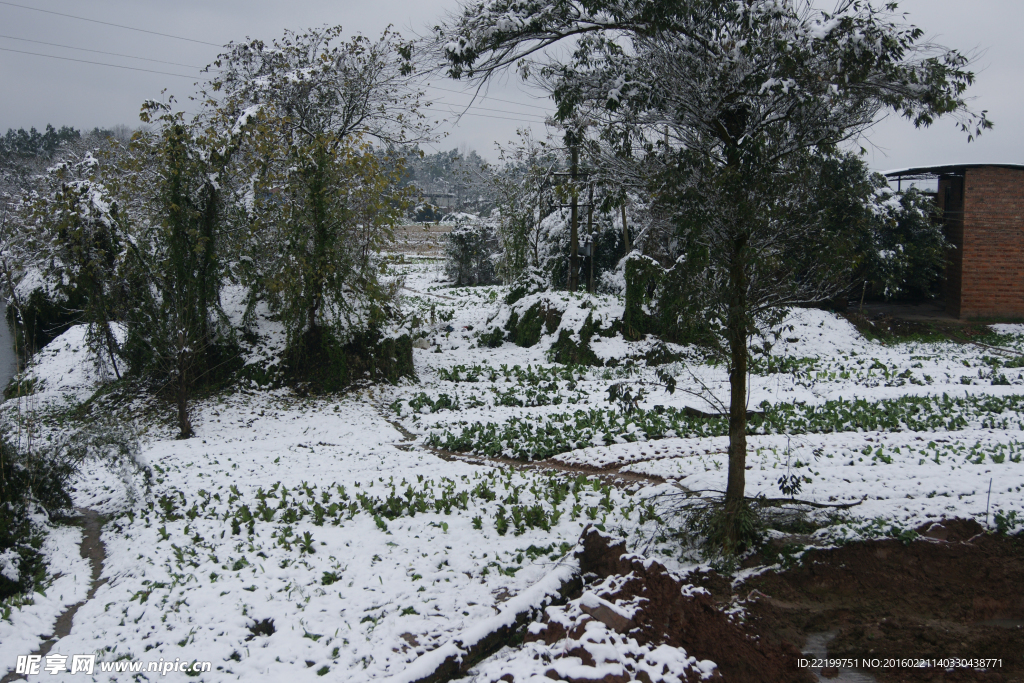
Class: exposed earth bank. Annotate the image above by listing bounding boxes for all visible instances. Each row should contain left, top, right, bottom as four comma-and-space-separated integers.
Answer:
488, 521, 1023, 683
710, 519, 1024, 683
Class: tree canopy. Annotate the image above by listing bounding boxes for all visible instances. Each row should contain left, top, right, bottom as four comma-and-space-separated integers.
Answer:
435, 0, 990, 549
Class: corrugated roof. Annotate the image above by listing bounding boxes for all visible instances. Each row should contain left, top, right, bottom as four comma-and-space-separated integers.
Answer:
884, 163, 1024, 178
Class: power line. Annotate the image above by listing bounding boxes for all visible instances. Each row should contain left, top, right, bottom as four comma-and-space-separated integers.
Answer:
0, 51, 547, 119
425, 83, 552, 112
439, 110, 552, 125
0, 1, 222, 47
0, 46, 199, 79
0, 34, 209, 70
431, 99, 549, 123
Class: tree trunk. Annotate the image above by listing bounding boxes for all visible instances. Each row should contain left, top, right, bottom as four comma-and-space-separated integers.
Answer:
621, 203, 629, 253
103, 321, 121, 380
176, 331, 193, 439
569, 146, 579, 292
723, 234, 748, 551
308, 298, 319, 334
587, 183, 595, 293
197, 182, 219, 349
534, 192, 542, 267
177, 378, 193, 439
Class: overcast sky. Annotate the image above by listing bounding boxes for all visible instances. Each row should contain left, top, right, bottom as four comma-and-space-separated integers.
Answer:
1, 0, 1021, 170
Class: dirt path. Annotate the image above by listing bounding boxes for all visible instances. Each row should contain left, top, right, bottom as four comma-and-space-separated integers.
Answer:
381, 411, 668, 487
2, 509, 107, 683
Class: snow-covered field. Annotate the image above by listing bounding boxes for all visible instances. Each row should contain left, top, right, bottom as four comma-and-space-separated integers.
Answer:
2, 259, 1024, 681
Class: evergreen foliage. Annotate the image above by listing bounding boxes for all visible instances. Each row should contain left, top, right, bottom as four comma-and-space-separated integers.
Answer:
1, 26, 424, 432
0, 125, 80, 161
17, 152, 128, 374
0, 433, 75, 601
444, 219, 498, 286
117, 102, 241, 438
865, 187, 947, 301
209, 26, 421, 388
489, 132, 561, 283
437, 0, 991, 549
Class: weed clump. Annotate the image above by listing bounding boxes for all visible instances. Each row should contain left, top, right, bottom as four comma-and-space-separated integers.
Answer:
676, 497, 765, 562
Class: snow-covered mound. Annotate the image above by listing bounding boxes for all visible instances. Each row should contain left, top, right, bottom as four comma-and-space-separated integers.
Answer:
11, 324, 123, 405
766, 307, 874, 359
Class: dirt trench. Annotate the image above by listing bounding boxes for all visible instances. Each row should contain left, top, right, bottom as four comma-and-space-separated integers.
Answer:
2, 509, 107, 683
695, 520, 1024, 683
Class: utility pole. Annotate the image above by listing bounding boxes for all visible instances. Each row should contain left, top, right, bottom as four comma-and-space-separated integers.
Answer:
569, 145, 579, 292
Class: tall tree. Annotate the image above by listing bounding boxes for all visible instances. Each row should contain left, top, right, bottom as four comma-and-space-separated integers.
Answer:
490, 130, 560, 282
0, 125, 80, 162
435, 0, 989, 548
208, 27, 425, 355
17, 152, 128, 376
120, 101, 243, 438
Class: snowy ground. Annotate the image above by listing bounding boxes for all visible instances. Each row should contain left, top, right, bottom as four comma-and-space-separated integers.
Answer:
2, 259, 1024, 681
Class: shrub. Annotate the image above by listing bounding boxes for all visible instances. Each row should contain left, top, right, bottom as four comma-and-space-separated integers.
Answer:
865, 187, 947, 301
444, 219, 498, 286
505, 266, 549, 305
284, 328, 414, 392
0, 432, 78, 600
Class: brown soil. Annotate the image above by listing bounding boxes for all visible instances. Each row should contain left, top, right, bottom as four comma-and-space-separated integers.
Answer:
430, 446, 667, 487
702, 519, 1024, 683
521, 528, 812, 683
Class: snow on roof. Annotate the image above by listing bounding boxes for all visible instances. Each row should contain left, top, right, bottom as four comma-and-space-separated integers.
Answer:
884, 163, 1024, 178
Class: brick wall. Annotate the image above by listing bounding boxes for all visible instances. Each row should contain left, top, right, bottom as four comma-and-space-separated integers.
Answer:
956, 167, 1024, 320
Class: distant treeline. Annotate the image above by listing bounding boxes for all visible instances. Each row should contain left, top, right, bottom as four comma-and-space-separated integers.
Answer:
0, 125, 135, 162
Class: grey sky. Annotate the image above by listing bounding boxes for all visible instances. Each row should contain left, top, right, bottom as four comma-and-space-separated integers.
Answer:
0, 0, 1020, 170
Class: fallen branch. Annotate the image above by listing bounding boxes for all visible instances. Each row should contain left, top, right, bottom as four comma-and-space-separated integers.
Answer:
960, 338, 1024, 358
382, 555, 582, 683
662, 487, 863, 510
752, 496, 862, 510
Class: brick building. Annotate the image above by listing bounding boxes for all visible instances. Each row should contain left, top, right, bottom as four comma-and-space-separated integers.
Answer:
885, 164, 1024, 320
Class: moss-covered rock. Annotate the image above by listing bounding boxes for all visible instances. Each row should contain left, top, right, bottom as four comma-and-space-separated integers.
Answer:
549, 312, 602, 366
505, 301, 563, 348
623, 254, 664, 340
